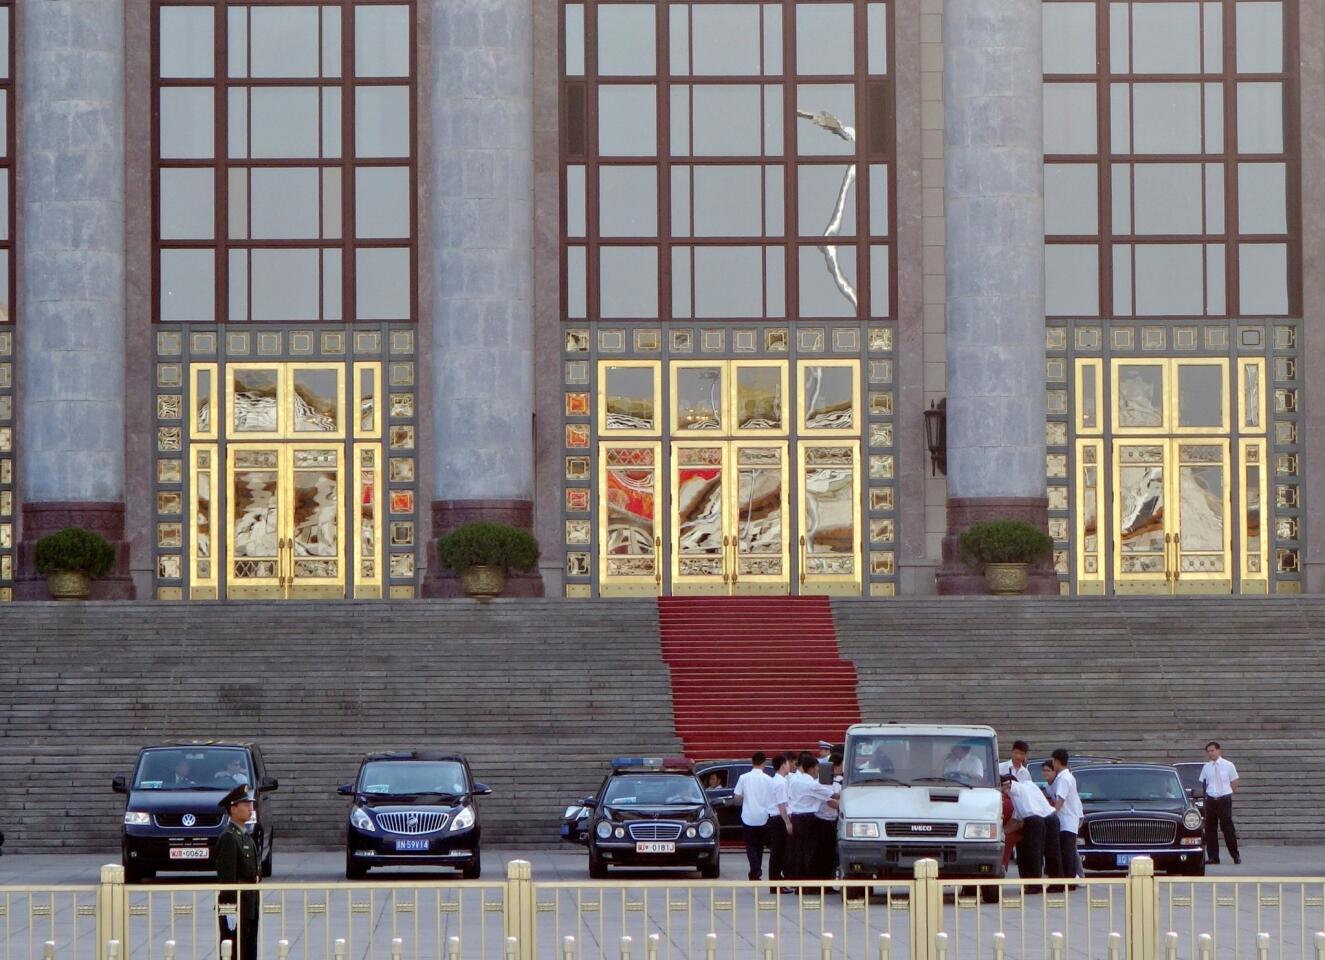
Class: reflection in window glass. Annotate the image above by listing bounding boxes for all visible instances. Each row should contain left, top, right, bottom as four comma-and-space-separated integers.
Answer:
795, 85, 856, 156
803, 365, 855, 430
599, 85, 657, 156
1134, 244, 1204, 316
736, 367, 783, 429
598, 4, 656, 76
599, 166, 658, 238
694, 246, 764, 318
1178, 365, 1224, 429
604, 366, 656, 430
1045, 245, 1098, 316
798, 164, 856, 237
676, 367, 723, 431
1043, 83, 1096, 154
600, 247, 659, 318
796, 4, 854, 76
799, 246, 857, 317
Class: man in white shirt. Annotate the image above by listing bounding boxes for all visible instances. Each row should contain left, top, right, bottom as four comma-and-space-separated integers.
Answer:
1003, 775, 1062, 880
787, 753, 837, 880
765, 755, 794, 892
1198, 740, 1241, 865
813, 753, 844, 879
1050, 750, 1083, 882
733, 752, 775, 881
998, 740, 1033, 783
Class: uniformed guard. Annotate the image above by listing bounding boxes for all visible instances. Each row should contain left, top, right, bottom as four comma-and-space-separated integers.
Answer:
216, 785, 261, 960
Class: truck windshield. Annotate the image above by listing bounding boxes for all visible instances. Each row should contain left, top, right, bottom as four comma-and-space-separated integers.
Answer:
846, 734, 997, 788
133, 748, 251, 790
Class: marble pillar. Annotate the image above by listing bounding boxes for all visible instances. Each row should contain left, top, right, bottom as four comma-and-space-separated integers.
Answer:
17, 0, 133, 599
425, 0, 542, 596
936, 0, 1055, 594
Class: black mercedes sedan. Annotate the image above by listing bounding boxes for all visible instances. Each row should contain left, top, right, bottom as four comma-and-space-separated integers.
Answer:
582, 758, 720, 879
113, 741, 279, 883
340, 751, 490, 879
1074, 763, 1205, 876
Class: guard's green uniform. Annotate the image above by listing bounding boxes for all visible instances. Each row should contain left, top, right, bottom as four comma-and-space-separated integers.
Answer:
215, 820, 260, 960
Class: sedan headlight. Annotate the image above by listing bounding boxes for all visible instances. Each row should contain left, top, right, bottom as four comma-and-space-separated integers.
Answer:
595, 820, 613, 840
964, 822, 997, 840
451, 806, 476, 832
123, 811, 151, 826
698, 820, 716, 839
847, 821, 880, 839
350, 807, 375, 832
564, 806, 584, 820
1183, 810, 1203, 831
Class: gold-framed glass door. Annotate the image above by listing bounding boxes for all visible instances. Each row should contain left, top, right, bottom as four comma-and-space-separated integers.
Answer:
797, 442, 862, 596
598, 442, 662, 596
669, 441, 790, 596
227, 445, 283, 599
1171, 440, 1231, 594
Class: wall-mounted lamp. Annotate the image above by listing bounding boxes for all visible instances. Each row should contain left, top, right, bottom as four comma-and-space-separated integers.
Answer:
923, 398, 947, 477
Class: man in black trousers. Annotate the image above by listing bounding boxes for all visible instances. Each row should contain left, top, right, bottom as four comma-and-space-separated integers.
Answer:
1199, 741, 1241, 865
733, 751, 775, 881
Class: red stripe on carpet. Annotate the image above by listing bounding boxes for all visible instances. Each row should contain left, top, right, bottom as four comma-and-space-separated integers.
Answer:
658, 596, 862, 761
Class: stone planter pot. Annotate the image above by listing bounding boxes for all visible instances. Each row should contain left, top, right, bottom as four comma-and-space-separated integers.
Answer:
47, 570, 92, 601
460, 565, 506, 599
984, 563, 1029, 596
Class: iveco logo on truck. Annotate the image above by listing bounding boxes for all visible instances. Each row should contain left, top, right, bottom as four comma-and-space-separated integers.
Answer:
910, 824, 933, 832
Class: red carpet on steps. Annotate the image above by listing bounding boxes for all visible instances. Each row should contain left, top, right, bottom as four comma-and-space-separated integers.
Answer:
657, 596, 862, 760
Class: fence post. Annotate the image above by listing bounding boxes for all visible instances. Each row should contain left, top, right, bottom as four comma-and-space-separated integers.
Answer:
97, 865, 127, 960
43, 944, 55, 960
277, 941, 290, 960
446, 935, 462, 960
619, 935, 632, 960
564, 935, 577, 960
878, 931, 891, 960
1316, 931, 1325, 960
1107, 931, 1122, 960
220, 943, 232, 960
390, 938, 403, 960
1049, 932, 1065, 960
164, 942, 177, 960
1125, 856, 1159, 960
705, 932, 718, 960
504, 937, 519, 960
646, 933, 660, 960
934, 932, 949, 960
821, 931, 834, 959
911, 859, 943, 960
334, 938, 346, 960
505, 860, 535, 960
762, 933, 776, 960
1164, 931, 1179, 960
1257, 933, 1271, 960
1197, 933, 1213, 960
992, 931, 1006, 960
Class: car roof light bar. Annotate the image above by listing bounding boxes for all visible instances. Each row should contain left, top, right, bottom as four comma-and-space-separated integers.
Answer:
610, 756, 693, 772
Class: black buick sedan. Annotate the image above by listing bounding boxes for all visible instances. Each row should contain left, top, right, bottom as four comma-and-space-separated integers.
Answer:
1074, 763, 1205, 876
340, 751, 490, 879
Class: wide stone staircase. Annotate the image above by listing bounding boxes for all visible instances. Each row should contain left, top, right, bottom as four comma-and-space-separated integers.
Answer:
834, 595, 1325, 842
0, 600, 681, 853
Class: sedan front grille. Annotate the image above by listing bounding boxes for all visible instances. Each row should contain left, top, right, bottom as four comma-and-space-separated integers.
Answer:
377, 811, 449, 835
628, 822, 683, 842
1088, 819, 1177, 846
885, 822, 959, 838
155, 813, 223, 828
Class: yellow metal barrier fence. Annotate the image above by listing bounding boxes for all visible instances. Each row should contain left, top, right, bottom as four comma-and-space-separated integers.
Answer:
8, 859, 1325, 960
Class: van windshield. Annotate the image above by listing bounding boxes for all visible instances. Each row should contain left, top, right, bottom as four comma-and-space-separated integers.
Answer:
358, 761, 469, 797
133, 748, 251, 790
846, 734, 997, 788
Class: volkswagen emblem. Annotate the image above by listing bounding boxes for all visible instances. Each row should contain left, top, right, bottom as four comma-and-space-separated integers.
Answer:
181, 814, 196, 828
407, 814, 418, 828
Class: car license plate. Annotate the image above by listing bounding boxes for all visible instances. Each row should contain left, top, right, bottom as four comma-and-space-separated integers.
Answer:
169, 847, 210, 860
1116, 854, 1133, 868
395, 839, 429, 852
635, 842, 675, 854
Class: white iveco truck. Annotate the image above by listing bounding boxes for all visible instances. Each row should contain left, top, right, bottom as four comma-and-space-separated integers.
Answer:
837, 723, 1005, 899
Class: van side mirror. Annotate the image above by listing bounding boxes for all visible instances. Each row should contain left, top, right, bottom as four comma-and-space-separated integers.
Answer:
473, 782, 492, 797
112, 776, 128, 794
259, 776, 279, 792
579, 797, 597, 807
337, 783, 355, 796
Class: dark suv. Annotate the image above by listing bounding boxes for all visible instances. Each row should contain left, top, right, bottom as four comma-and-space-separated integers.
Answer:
581, 758, 720, 879
339, 751, 490, 879
113, 741, 278, 883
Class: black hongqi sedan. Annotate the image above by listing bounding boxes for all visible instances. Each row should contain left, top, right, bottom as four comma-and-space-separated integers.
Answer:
1074, 763, 1205, 876
114, 741, 279, 883
577, 758, 720, 878
340, 751, 489, 879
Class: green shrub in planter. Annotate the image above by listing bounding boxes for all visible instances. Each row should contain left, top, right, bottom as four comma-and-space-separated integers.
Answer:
436, 522, 540, 574
34, 527, 116, 578
958, 520, 1053, 567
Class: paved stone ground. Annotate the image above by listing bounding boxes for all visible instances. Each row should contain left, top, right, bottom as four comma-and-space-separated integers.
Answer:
2, 846, 1322, 960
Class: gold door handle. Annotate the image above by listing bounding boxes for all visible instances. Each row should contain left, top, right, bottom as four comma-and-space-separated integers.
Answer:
1172, 532, 1181, 582
1164, 533, 1172, 583
654, 536, 662, 590
729, 535, 739, 585
722, 535, 730, 584
799, 535, 807, 586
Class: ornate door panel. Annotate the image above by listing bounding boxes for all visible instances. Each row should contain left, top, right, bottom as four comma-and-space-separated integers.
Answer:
670, 443, 727, 594
1113, 441, 1171, 595
598, 442, 662, 596
731, 442, 790, 595
227, 445, 283, 599
1171, 441, 1231, 594
797, 442, 862, 596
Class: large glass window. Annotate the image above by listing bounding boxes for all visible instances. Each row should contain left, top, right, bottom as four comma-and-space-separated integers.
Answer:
0, 0, 13, 601
154, 2, 416, 323
1043, 0, 1297, 319
563, 1, 894, 323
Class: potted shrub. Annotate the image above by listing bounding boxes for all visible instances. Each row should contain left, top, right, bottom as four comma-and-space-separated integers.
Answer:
436, 522, 540, 599
958, 520, 1053, 596
34, 527, 116, 601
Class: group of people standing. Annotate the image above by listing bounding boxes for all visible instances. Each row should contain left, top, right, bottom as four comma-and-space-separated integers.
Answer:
999, 742, 1083, 885
730, 742, 842, 891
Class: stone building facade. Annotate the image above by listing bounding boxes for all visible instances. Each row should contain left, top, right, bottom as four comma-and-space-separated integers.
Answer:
0, 0, 1318, 601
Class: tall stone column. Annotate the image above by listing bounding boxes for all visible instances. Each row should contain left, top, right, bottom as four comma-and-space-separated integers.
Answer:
424, 0, 542, 596
16, 0, 133, 599
936, 0, 1055, 594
